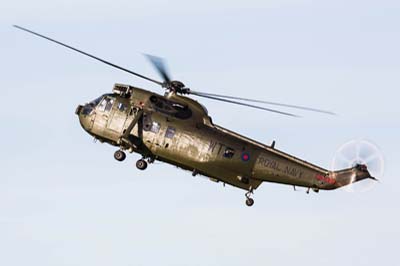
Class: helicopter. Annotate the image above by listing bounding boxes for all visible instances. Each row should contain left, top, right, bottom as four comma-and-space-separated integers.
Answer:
14, 25, 379, 206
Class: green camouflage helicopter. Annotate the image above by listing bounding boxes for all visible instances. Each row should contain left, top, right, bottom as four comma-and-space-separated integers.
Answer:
15, 25, 380, 206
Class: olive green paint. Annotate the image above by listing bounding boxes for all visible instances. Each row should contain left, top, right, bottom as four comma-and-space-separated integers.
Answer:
77, 84, 374, 194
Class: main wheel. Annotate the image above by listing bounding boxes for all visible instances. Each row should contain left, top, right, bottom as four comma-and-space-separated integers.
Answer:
136, 159, 148, 170
245, 198, 254, 207
114, 150, 126, 161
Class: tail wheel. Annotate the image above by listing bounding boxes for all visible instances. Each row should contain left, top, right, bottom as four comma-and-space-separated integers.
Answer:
245, 189, 255, 207
245, 198, 254, 207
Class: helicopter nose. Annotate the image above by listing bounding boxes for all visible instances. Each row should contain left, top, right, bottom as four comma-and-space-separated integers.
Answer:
75, 104, 93, 132
75, 105, 83, 115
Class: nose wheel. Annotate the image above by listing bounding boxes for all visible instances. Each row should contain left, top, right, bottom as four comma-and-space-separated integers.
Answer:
136, 159, 148, 170
245, 190, 254, 207
114, 150, 126, 161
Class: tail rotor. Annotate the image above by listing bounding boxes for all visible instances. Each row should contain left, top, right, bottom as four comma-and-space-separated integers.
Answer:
331, 139, 384, 192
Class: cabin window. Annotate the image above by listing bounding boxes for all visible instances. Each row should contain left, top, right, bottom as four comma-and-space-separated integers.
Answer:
150, 122, 161, 133
129, 107, 139, 116
117, 102, 126, 111
165, 126, 176, 139
223, 148, 235, 159
142, 114, 152, 131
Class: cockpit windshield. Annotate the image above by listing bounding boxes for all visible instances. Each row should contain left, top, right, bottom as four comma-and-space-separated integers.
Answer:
98, 96, 115, 112
81, 94, 110, 116
89, 95, 104, 107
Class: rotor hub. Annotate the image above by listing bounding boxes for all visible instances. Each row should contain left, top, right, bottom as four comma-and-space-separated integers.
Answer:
165, 80, 190, 94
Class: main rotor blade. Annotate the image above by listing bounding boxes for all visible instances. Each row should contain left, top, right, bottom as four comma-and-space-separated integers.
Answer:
144, 54, 171, 84
190, 92, 300, 117
190, 91, 335, 115
13, 25, 163, 86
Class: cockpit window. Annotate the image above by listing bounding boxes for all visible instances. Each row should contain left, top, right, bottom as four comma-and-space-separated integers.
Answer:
98, 97, 114, 112
89, 96, 103, 107
81, 95, 112, 115
98, 99, 108, 111
81, 106, 93, 116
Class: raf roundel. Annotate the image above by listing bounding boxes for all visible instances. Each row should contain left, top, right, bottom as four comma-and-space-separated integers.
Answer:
241, 152, 250, 162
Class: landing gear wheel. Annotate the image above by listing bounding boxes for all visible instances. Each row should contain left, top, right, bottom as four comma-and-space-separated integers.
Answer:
245, 198, 254, 207
136, 159, 148, 170
245, 189, 254, 207
114, 150, 126, 161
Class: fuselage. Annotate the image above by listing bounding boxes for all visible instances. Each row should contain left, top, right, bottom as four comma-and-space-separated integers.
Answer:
76, 84, 371, 192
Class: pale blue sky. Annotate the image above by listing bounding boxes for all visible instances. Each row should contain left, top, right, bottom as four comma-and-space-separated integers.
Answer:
1, 1, 399, 265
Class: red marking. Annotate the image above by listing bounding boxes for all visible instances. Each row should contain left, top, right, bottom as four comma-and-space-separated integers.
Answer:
241, 152, 250, 162
316, 174, 336, 185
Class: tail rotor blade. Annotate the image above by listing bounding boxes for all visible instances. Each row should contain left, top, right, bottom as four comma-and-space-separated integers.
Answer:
331, 139, 384, 192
